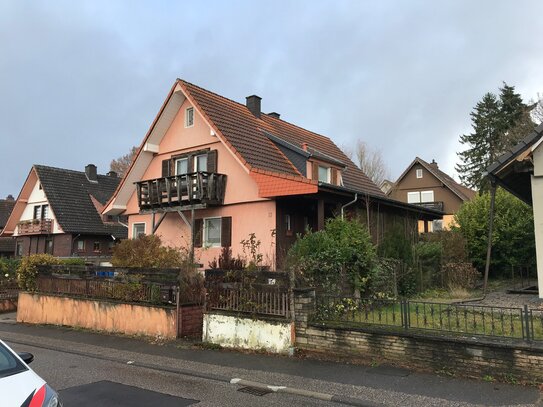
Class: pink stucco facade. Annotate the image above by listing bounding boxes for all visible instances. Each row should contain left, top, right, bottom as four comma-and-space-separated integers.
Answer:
124, 97, 277, 268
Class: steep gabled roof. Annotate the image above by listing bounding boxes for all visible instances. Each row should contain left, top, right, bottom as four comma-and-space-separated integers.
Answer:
0, 199, 15, 229
392, 157, 476, 201
178, 80, 385, 197
33, 165, 127, 237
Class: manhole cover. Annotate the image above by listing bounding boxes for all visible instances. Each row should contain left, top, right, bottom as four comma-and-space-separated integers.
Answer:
237, 386, 272, 396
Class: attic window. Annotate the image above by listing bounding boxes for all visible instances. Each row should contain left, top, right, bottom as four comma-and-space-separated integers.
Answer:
318, 166, 331, 183
416, 169, 423, 178
185, 107, 194, 127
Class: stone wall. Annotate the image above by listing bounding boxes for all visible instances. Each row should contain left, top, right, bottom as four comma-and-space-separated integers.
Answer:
294, 289, 543, 382
17, 292, 177, 339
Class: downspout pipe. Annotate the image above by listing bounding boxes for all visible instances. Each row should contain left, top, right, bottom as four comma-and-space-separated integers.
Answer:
341, 193, 358, 220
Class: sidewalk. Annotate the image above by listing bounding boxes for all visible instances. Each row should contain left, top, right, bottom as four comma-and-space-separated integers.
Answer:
0, 313, 540, 407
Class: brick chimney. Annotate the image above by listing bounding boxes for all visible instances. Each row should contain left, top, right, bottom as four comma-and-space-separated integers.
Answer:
430, 159, 439, 169
85, 164, 98, 182
246, 95, 262, 118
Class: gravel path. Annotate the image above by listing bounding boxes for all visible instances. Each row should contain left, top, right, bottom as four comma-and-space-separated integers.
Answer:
463, 281, 543, 309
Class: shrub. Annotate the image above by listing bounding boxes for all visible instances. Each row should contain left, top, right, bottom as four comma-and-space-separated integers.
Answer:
287, 218, 376, 294
208, 247, 245, 270
441, 262, 480, 290
61, 258, 86, 266
0, 258, 20, 283
17, 254, 60, 291
454, 188, 535, 275
112, 235, 187, 268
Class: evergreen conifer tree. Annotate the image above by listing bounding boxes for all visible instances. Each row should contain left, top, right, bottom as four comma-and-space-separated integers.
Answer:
456, 93, 501, 191
456, 83, 534, 191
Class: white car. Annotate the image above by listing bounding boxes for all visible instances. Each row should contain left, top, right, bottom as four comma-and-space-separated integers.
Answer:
0, 339, 62, 407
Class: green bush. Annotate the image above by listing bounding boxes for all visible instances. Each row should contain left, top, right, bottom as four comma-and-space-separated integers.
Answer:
17, 254, 60, 291
60, 258, 86, 266
0, 258, 20, 283
287, 218, 376, 294
112, 235, 187, 268
454, 188, 535, 276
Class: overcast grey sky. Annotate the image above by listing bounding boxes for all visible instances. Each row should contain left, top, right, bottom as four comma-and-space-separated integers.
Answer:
1, 1, 542, 198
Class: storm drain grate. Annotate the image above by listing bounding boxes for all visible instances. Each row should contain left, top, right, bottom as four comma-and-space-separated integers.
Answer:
237, 386, 272, 396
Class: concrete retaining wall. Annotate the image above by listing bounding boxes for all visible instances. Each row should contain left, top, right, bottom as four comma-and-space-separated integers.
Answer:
17, 292, 177, 339
203, 312, 293, 353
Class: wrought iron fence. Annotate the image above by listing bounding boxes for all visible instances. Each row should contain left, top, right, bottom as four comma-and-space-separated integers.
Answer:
0, 281, 18, 300
312, 295, 542, 342
35, 275, 178, 305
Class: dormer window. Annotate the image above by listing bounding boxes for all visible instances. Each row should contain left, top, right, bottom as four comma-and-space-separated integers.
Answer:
416, 168, 423, 178
185, 107, 194, 127
318, 166, 331, 183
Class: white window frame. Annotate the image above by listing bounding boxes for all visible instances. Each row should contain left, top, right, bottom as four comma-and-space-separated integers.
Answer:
76, 240, 85, 251
185, 107, 194, 128
204, 217, 221, 248
407, 192, 421, 204
420, 190, 434, 203
132, 223, 146, 239
416, 168, 423, 178
175, 157, 189, 175
318, 165, 331, 183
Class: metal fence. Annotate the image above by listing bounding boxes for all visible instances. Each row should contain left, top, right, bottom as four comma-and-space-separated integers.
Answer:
312, 295, 543, 342
205, 270, 291, 318
33, 265, 187, 306
0, 281, 18, 300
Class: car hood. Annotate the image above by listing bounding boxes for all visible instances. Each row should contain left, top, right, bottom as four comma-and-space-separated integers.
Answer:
0, 369, 46, 406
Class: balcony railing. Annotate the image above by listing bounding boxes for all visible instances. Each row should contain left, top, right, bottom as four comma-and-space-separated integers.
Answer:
136, 172, 227, 210
413, 201, 444, 211
17, 218, 54, 235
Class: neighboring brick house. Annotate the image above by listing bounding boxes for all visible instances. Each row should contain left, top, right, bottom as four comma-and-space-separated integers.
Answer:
103, 79, 441, 269
1, 165, 127, 257
388, 157, 476, 232
0, 196, 16, 257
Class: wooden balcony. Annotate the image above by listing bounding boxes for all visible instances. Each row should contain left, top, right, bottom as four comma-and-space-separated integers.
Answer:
136, 172, 227, 212
17, 218, 54, 235
413, 201, 444, 212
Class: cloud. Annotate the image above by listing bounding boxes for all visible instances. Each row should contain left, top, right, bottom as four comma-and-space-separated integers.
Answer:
1, 0, 543, 197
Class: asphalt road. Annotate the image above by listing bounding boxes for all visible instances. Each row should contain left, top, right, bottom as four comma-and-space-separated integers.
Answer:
8, 343, 332, 407
1, 315, 542, 407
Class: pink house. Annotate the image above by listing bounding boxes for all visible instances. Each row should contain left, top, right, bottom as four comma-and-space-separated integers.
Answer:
103, 79, 440, 269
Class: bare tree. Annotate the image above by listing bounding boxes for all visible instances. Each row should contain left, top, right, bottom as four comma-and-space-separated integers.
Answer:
110, 146, 138, 177
342, 140, 390, 186
531, 94, 543, 124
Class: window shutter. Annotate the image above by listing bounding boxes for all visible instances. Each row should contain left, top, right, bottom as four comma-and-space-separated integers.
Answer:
207, 150, 218, 173
188, 155, 195, 173
193, 219, 203, 248
312, 162, 319, 180
331, 168, 338, 185
221, 216, 232, 247
162, 159, 171, 177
